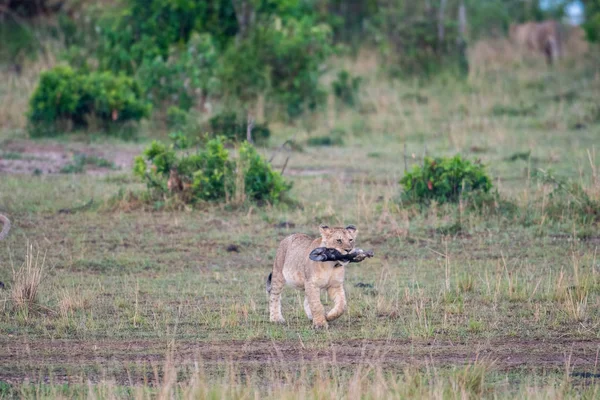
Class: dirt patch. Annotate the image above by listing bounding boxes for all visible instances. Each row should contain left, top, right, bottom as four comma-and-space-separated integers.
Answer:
0, 139, 140, 175
285, 168, 334, 177
1, 337, 599, 384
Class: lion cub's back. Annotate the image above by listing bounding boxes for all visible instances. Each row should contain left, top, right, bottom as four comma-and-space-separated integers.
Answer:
280, 233, 315, 261
276, 233, 315, 287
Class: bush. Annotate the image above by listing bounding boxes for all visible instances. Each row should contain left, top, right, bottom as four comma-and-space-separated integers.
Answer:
306, 129, 345, 147
400, 155, 492, 204
584, 0, 600, 42
166, 106, 188, 129
136, 33, 220, 110
218, 17, 332, 118
133, 137, 290, 205
374, 2, 468, 77
208, 112, 270, 144
28, 66, 150, 136
238, 142, 292, 203
332, 70, 361, 107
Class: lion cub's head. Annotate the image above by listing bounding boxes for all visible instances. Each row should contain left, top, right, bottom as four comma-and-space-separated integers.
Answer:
319, 224, 358, 254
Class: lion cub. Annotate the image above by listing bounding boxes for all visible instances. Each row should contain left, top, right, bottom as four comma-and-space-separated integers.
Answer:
267, 224, 357, 328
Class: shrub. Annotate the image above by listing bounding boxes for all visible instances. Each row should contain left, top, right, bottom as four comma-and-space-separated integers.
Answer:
166, 106, 188, 129
238, 142, 292, 203
28, 66, 83, 127
219, 17, 332, 118
400, 155, 492, 204
134, 136, 290, 205
96, 0, 237, 74
306, 129, 344, 147
28, 66, 150, 136
374, 2, 468, 77
136, 33, 220, 110
583, 0, 600, 42
208, 112, 270, 144
332, 70, 361, 107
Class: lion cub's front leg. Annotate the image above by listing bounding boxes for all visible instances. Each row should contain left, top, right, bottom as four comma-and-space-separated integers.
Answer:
326, 285, 347, 322
305, 282, 327, 328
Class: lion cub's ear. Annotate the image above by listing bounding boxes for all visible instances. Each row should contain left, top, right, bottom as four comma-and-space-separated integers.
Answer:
346, 225, 358, 237
319, 224, 331, 236
346, 225, 358, 236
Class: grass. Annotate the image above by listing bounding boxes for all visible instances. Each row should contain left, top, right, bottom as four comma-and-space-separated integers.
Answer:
0, 39, 599, 397
59, 153, 117, 174
8, 244, 46, 317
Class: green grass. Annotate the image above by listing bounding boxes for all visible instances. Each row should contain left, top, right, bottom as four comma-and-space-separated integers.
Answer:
0, 44, 599, 398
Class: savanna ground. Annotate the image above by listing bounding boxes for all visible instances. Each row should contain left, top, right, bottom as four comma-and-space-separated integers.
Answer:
0, 41, 599, 398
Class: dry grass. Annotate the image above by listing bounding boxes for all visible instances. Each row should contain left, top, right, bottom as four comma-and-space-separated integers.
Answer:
10, 243, 46, 314
0, 52, 57, 135
10, 356, 598, 400
57, 286, 88, 318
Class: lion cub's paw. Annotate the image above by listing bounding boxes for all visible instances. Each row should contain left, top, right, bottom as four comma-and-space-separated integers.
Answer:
270, 316, 286, 324
312, 321, 329, 330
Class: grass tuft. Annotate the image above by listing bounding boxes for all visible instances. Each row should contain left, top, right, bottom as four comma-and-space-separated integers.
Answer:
10, 244, 46, 315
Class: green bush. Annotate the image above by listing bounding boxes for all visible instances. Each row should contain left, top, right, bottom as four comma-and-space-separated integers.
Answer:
306, 129, 345, 147
238, 142, 292, 203
133, 137, 290, 205
332, 70, 361, 107
166, 106, 188, 129
400, 155, 492, 204
28, 66, 150, 135
136, 33, 220, 110
219, 17, 332, 118
28, 66, 83, 127
374, 2, 467, 77
584, 0, 600, 42
208, 112, 270, 144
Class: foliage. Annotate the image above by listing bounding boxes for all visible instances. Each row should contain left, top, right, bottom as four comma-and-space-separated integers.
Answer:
400, 155, 493, 204
166, 106, 188, 129
133, 136, 290, 205
136, 33, 220, 110
208, 112, 270, 144
238, 142, 292, 203
218, 16, 332, 117
168, 131, 191, 150
306, 129, 344, 146
332, 70, 362, 107
28, 66, 150, 136
584, 0, 600, 42
374, 2, 468, 77
96, 0, 237, 74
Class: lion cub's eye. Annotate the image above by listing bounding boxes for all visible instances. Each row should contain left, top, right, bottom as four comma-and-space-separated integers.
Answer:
336, 239, 342, 244
349, 238, 354, 242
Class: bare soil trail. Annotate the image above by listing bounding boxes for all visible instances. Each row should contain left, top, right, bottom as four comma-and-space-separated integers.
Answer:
2, 337, 599, 384
0, 139, 140, 175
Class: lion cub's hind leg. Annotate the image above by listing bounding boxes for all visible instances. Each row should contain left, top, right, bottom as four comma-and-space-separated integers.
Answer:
268, 273, 285, 323
268, 247, 287, 323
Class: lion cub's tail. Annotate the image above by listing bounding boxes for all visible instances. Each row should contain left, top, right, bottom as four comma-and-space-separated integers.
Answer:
266, 273, 272, 294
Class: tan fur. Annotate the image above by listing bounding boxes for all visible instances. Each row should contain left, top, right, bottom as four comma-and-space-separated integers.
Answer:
0, 214, 11, 241
267, 224, 358, 328
509, 20, 562, 65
